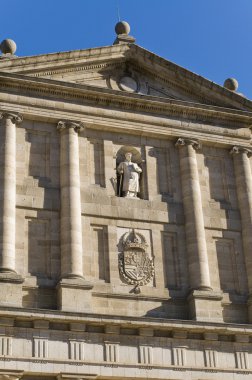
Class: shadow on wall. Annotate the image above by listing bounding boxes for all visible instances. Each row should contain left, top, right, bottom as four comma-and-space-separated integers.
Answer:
204, 150, 249, 323
145, 297, 189, 320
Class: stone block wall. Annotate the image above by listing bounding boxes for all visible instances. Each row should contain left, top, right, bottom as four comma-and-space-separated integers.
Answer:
6, 117, 249, 323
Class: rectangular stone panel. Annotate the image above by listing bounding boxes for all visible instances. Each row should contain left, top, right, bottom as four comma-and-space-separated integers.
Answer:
156, 148, 172, 196
91, 224, 110, 282
205, 156, 228, 201
27, 218, 51, 278
215, 238, 239, 293
162, 232, 181, 290
25, 130, 50, 179
88, 139, 105, 187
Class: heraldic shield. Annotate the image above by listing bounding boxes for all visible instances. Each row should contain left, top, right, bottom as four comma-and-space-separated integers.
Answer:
119, 230, 154, 293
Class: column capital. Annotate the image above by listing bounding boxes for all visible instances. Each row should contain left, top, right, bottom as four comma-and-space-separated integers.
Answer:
0, 111, 23, 124
230, 145, 252, 157
57, 120, 85, 133
175, 137, 201, 150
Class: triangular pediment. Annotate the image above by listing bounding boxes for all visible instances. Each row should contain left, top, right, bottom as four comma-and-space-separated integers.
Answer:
0, 43, 251, 111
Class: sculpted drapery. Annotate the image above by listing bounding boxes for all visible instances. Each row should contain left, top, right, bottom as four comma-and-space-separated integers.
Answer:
117, 152, 142, 198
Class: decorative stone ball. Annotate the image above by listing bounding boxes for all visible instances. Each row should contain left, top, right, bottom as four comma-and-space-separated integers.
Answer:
115, 21, 130, 35
0, 39, 17, 55
224, 78, 238, 92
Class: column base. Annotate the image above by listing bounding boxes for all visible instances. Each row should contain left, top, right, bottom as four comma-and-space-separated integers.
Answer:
187, 289, 223, 322
0, 271, 23, 283
0, 273, 24, 307
57, 277, 93, 313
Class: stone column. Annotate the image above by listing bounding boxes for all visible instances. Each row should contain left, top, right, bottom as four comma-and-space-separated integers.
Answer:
57, 120, 92, 312
57, 120, 84, 279
176, 138, 222, 321
175, 138, 211, 290
0, 112, 23, 293
230, 146, 252, 321
0, 112, 22, 274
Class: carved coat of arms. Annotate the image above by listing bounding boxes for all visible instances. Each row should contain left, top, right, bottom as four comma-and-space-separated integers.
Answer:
119, 230, 154, 293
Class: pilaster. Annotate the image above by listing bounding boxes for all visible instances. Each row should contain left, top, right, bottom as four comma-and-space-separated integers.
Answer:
103, 139, 116, 195
145, 146, 161, 201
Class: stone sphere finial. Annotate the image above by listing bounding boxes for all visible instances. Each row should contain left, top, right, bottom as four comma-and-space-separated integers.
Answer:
115, 21, 130, 35
0, 39, 17, 55
224, 78, 238, 92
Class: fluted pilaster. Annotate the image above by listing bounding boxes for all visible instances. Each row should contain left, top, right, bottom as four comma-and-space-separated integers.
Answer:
176, 138, 211, 290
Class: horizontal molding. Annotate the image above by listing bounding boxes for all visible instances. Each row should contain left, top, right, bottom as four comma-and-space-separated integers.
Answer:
0, 72, 251, 130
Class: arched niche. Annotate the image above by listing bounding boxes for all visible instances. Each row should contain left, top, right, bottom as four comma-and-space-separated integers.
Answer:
116, 145, 142, 166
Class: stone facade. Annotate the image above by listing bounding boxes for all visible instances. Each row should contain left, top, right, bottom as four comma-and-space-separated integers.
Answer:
0, 37, 252, 379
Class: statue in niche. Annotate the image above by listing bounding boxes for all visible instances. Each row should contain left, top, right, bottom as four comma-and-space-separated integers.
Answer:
117, 152, 142, 198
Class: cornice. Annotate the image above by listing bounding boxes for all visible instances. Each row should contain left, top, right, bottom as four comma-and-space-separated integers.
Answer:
28, 60, 124, 78
0, 306, 252, 334
131, 61, 234, 109
0, 44, 130, 73
0, 72, 251, 129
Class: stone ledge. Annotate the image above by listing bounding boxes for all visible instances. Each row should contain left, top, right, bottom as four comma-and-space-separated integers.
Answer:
57, 278, 93, 290
0, 308, 250, 345
58, 373, 97, 380
1, 357, 252, 376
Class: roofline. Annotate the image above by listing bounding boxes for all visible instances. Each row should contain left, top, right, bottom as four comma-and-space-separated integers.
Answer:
130, 44, 252, 109
0, 42, 251, 111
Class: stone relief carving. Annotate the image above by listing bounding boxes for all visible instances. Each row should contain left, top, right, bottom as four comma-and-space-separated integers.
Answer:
116, 152, 142, 198
118, 76, 138, 93
118, 230, 154, 293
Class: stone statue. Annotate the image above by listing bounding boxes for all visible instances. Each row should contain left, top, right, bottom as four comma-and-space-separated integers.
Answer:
117, 152, 142, 198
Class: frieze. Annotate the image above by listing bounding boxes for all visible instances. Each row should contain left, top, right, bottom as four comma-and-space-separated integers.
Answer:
30, 61, 123, 78
0, 73, 251, 131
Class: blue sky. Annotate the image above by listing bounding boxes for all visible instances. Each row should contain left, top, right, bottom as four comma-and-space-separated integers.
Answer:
1, 0, 252, 99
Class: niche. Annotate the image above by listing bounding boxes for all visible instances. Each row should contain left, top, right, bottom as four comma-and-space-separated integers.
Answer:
116, 146, 143, 199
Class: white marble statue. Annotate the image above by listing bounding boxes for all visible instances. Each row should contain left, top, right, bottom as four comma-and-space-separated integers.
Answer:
117, 152, 142, 198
